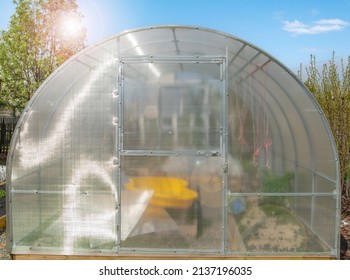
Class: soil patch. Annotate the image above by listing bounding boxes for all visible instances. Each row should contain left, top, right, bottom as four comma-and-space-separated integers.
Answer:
238, 205, 307, 252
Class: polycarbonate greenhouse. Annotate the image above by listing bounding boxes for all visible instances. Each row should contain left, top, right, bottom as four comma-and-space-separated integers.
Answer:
6, 25, 341, 259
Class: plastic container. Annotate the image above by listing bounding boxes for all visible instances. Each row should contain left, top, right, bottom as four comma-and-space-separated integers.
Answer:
125, 177, 198, 209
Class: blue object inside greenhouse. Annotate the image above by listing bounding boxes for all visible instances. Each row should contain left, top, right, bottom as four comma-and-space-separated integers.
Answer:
228, 197, 246, 215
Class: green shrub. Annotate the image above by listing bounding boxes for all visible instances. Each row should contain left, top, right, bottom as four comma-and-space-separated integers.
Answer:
300, 53, 350, 198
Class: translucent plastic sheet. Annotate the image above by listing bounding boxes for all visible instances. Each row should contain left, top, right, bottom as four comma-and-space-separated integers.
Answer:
7, 26, 340, 258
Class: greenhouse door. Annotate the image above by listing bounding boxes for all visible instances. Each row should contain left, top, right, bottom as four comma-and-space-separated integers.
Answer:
117, 57, 228, 253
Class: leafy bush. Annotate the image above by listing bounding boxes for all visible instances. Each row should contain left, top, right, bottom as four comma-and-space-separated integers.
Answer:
300, 53, 350, 198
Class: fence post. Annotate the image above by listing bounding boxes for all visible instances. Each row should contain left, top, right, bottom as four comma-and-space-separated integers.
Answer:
0, 119, 5, 154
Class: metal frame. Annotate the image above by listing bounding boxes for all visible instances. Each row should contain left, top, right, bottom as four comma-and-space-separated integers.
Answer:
118, 56, 227, 254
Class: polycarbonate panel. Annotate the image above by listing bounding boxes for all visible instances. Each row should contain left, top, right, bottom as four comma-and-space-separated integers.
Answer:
120, 155, 223, 251
12, 192, 116, 253
315, 174, 337, 193
175, 28, 227, 55
304, 111, 337, 178
7, 25, 340, 258
85, 39, 118, 63
227, 196, 333, 254
9, 49, 119, 255
119, 29, 175, 57
313, 196, 338, 249
122, 61, 223, 152
294, 166, 313, 193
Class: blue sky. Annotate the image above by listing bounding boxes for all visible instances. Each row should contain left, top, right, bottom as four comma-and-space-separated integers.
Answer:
1, 0, 350, 72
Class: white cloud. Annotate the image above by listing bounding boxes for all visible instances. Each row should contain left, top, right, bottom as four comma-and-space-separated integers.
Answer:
283, 18, 349, 35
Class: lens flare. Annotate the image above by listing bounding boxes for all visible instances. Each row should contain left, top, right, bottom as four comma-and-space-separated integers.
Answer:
59, 15, 83, 38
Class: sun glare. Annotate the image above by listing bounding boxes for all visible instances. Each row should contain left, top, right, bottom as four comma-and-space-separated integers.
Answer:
59, 15, 83, 38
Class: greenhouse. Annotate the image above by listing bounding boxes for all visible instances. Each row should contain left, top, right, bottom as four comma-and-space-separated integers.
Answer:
6, 25, 340, 259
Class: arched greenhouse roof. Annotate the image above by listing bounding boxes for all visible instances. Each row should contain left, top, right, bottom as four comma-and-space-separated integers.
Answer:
15, 25, 339, 175
7, 25, 340, 258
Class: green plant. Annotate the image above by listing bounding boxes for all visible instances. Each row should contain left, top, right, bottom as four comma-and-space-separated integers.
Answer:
0, 189, 5, 199
260, 169, 294, 206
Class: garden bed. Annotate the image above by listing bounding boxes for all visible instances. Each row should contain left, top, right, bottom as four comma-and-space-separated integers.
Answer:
235, 204, 326, 253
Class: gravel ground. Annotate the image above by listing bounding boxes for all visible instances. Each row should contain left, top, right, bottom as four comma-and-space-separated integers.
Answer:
0, 230, 11, 260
